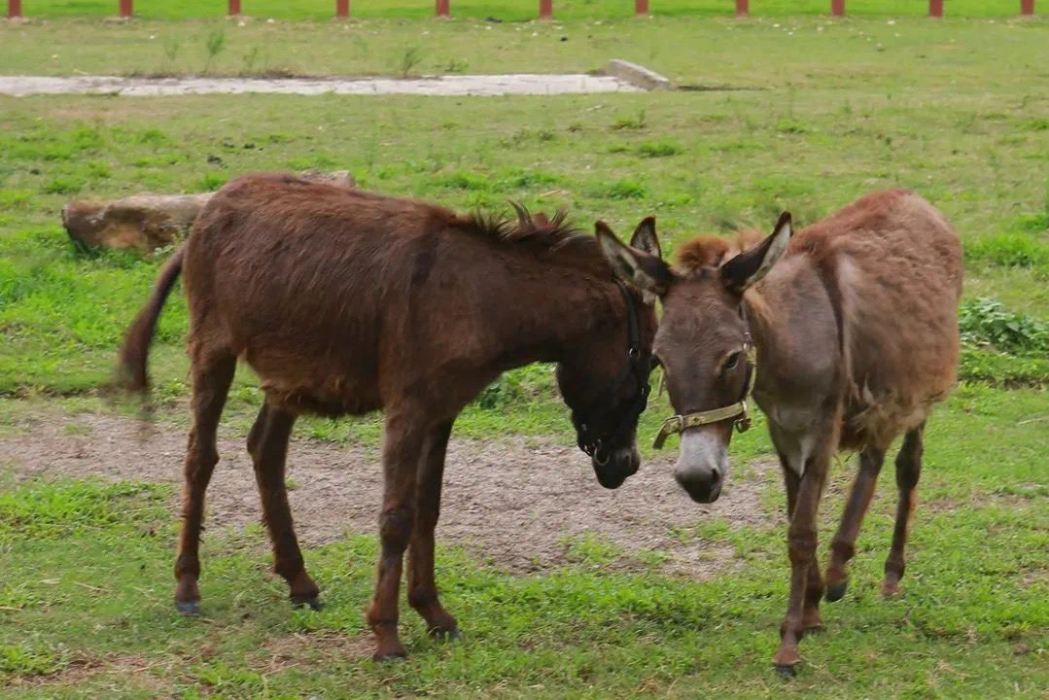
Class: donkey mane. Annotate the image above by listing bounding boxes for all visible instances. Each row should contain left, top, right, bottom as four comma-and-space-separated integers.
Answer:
675, 229, 763, 273
466, 202, 587, 252
261, 174, 601, 267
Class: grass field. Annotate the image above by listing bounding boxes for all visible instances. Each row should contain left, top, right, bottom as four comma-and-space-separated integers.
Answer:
1, 8, 1048, 699
3, 12, 1048, 80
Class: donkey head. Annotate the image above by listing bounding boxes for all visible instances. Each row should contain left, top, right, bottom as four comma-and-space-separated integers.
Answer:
557, 218, 661, 490
599, 213, 793, 503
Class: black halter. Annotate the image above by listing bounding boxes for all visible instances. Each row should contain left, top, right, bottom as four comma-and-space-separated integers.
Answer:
573, 280, 652, 461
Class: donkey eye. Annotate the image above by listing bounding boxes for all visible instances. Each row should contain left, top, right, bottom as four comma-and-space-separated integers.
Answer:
723, 351, 742, 373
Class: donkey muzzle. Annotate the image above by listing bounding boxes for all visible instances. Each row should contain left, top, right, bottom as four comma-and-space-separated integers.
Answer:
593, 445, 640, 489
673, 430, 728, 503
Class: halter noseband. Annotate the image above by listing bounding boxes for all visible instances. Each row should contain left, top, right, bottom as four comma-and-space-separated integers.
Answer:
652, 306, 758, 450
574, 280, 651, 460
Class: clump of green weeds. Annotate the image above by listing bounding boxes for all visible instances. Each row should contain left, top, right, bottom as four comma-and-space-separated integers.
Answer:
638, 140, 682, 158
203, 27, 227, 73
959, 298, 1049, 355
241, 46, 265, 75
612, 108, 647, 131
398, 46, 424, 78
958, 298, 1049, 386
966, 234, 1049, 270
162, 35, 181, 67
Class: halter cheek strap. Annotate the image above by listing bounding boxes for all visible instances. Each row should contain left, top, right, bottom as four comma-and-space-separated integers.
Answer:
652, 341, 757, 449
574, 280, 651, 458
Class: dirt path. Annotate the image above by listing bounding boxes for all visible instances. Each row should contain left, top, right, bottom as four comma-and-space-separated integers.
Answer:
0, 74, 640, 98
0, 412, 778, 576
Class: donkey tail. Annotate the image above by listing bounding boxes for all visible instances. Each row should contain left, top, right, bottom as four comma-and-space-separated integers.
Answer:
118, 247, 184, 393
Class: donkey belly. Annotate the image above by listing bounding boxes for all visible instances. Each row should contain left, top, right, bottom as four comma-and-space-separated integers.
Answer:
249, 352, 382, 417
182, 206, 392, 417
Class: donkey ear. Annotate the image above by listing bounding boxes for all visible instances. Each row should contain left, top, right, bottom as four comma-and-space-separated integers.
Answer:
596, 221, 672, 302
629, 216, 662, 259
720, 212, 792, 295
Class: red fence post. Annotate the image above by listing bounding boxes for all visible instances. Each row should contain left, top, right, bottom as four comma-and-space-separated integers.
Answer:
831, 0, 845, 16
735, 0, 748, 17
929, 0, 943, 17
7, 0, 22, 19
635, 0, 649, 15
228, 0, 241, 15
336, 0, 349, 18
436, 0, 449, 17
119, 0, 132, 18
539, 0, 552, 19
1021, 0, 1035, 14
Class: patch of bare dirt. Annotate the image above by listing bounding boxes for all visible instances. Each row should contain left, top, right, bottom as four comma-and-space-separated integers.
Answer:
0, 412, 778, 576
9, 652, 171, 692
0, 74, 640, 98
257, 632, 374, 673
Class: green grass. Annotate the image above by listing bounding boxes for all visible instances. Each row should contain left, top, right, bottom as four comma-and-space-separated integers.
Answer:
2, 13, 1048, 80
1, 12, 1048, 697
0, 383, 1046, 697
2, 15, 1048, 395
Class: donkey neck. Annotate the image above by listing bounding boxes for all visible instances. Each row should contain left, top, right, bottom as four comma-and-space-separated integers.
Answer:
740, 287, 776, 356
482, 253, 625, 368
741, 253, 841, 401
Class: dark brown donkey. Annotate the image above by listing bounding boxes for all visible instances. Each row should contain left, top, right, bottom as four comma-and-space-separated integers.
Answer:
597, 190, 962, 675
120, 174, 658, 660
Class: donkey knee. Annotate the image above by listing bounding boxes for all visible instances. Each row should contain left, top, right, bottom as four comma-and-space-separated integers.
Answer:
185, 434, 219, 474
787, 528, 818, 562
894, 431, 923, 489
895, 461, 921, 490
408, 588, 437, 611
379, 506, 415, 551
247, 428, 263, 462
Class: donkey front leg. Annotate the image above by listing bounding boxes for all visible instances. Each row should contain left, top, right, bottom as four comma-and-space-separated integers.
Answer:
779, 454, 825, 634
367, 409, 428, 661
408, 419, 460, 639
774, 445, 832, 676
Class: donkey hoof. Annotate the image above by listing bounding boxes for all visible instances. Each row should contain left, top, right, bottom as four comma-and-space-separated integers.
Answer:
175, 600, 201, 616
291, 595, 323, 611
372, 649, 408, 663
430, 626, 463, 642
775, 664, 798, 679
825, 580, 848, 603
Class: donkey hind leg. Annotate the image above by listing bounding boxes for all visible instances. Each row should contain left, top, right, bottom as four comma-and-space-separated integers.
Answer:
367, 408, 429, 661
247, 403, 320, 609
408, 419, 460, 639
825, 446, 886, 602
883, 422, 925, 597
174, 352, 236, 615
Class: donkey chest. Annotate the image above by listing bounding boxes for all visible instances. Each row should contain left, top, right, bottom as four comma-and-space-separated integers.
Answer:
756, 395, 826, 476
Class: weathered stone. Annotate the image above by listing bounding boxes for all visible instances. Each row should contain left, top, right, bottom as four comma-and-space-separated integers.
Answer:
605, 59, 671, 91
63, 193, 211, 252
62, 170, 355, 252
298, 169, 357, 188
